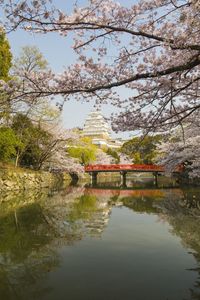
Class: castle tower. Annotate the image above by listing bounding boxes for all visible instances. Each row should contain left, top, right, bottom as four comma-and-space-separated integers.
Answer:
82, 111, 122, 149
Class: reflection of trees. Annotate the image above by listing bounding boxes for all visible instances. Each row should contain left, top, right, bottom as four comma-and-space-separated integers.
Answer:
0, 186, 113, 299
166, 217, 200, 300
121, 196, 160, 214
0, 203, 53, 261
86, 186, 200, 299
119, 190, 165, 214
157, 188, 200, 300
0, 200, 60, 300
1, 185, 200, 299
157, 189, 200, 215
0, 188, 89, 299
86, 187, 165, 214
0, 249, 58, 300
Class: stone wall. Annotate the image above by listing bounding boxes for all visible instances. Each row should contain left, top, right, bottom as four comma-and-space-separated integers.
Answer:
0, 168, 71, 191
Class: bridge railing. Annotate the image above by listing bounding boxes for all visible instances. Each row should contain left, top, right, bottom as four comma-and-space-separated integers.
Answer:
85, 164, 164, 172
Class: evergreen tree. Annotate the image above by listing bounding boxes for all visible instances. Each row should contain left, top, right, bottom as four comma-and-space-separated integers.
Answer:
0, 29, 12, 81
0, 127, 21, 162
121, 135, 162, 164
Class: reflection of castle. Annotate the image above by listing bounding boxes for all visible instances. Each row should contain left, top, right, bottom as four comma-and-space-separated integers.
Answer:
82, 111, 122, 149
84, 207, 111, 236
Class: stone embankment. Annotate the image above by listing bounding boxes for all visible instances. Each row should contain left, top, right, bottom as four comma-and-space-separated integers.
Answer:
0, 168, 71, 191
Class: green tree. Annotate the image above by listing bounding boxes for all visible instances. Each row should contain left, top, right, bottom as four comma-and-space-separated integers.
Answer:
13, 46, 47, 73
0, 127, 21, 162
0, 29, 12, 81
11, 46, 50, 118
11, 113, 33, 166
20, 127, 51, 169
121, 135, 162, 164
0, 29, 12, 122
11, 113, 51, 169
67, 137, 97, 165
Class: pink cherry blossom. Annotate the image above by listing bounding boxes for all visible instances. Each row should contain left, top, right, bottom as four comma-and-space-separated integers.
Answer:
0, 0, 199, 132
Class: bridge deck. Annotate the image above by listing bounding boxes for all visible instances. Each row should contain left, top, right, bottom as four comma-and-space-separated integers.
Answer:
85, 164, 164, 173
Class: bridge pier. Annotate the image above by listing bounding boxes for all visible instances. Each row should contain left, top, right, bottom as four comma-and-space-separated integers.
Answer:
90, 172, 98, 185
153, 172, 158, 186
120, 171, 127, 187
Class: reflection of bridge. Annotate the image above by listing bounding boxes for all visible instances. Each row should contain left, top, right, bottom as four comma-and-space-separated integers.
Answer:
85, 188, 166, 198
85, 164, 165, 186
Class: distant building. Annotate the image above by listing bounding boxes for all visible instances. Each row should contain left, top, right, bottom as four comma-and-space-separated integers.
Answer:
82, 111, 123, 149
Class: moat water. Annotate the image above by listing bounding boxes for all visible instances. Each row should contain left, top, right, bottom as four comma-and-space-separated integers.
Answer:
1, 178, 200, 300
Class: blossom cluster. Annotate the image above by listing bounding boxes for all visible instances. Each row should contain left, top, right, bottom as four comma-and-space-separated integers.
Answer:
158, 111, 200, 178
0, 0, 199, 132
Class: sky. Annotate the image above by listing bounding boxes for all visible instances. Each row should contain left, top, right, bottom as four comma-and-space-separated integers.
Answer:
4, 0, 137, 139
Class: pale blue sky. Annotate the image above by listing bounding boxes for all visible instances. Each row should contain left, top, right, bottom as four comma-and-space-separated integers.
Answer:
5, 0, 136, 139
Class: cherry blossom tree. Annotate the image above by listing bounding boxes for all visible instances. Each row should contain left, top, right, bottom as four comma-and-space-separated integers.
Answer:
50, 152, 84, 175
11, 45, 50, 115
158, 111, 200, 178
0, 42, 52, 122
0, 0, 199, 133
93, 149, 113, 164
40, 124, 84, 174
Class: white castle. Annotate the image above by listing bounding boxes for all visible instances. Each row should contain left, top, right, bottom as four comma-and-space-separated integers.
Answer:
82, 111, 122, 149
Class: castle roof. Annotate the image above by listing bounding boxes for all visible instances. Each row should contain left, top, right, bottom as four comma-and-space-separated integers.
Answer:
83, 111, 111, 137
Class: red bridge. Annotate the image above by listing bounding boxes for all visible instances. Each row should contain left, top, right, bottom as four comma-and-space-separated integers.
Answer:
85, 164, 164, 173
85, 164, 165, 186
85, 164, 182, 186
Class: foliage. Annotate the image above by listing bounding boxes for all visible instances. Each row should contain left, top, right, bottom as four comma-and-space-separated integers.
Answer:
1, 0, 199, 132
3, 113, 83, 173
10, 114, 53, 169
11, 113, 40, 167
20, 127, 51, 169
67, 136, 119, 166
68, 146, 96, 166
12, 113, 34, 141
28, 99, 61, 124
0, 29, 12, 121
2, 0, 199, 174
13, 46, 48, 73
67, 137, 97, 166
0, 29, 12, 81
0, 127, 21, 162
11, 113, 76, 171
12, 45, 49, 113
121, 135, 162, 164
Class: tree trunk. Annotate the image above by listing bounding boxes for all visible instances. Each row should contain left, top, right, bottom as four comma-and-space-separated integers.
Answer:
15, 150, 20, 167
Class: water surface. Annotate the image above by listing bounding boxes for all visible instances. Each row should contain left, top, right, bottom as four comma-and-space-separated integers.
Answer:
1, 181, 200, 300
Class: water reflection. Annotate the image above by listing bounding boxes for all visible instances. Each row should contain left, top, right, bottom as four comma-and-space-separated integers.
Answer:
87, 175, 178, 189
0, 185, 200, 299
